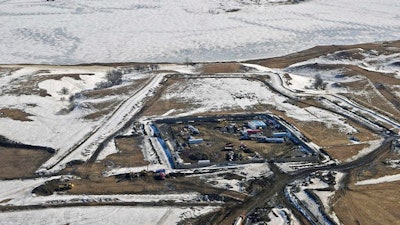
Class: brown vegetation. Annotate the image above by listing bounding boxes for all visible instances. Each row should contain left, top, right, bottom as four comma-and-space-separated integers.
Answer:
324, 144, 369, 162
333, 180, 400, 225
111, 136, 148, 167
200, 63, 242, 73
0, 67, 21, 76
333, 144, 400, 225
343, 79, 400, 124
248, 40, 400, 68
344, 65, 400, 85
0, 108, 33, 121
0, 146, 52, 179
270, 109, 379, 161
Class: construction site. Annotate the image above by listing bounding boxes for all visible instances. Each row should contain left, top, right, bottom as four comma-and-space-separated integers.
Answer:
151, 114, 323, 169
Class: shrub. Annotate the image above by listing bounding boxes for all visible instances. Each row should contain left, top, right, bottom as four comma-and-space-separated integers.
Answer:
59, 87, 69, 95
106, 70, 123, 86
95, 70, 123, 89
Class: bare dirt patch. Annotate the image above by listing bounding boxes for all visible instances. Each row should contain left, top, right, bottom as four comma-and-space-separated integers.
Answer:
270, 109, 378, 161
63, 163, 247, 198
111, 136, 149, 167
43, 73, 94, 80
333, 180, 400, 225
0, 146, 52, 179
355, 146, 400, 181
200, 63, 243, 73
271, 110, 349, 147
324, 144, 369, 162
0, 108, 33, 121
5, 76, 50, 97
63, 136, 147, 179
333, 143, 400, 225
344, 65, 400, 85
0, 67, 21, 76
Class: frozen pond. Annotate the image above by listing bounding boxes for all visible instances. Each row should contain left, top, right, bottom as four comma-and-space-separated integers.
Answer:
0, 0, 399, 64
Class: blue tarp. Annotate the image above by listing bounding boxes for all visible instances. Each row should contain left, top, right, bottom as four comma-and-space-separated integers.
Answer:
157, 137, 175, 169
150, 124, 175, 168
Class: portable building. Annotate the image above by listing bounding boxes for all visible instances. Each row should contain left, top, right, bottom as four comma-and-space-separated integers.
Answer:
246, 129, 262, 135
272, 132, 288, 138
257, 137, 285, 143
198, 160, 211, 165
248, 120, 267, 130
188, 138, 203, 145
187, 125, 200, 134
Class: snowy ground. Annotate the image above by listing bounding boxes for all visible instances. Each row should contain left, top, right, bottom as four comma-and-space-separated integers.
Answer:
0, 176, 205, 207
0, 206, 218, 225
163, 77, 358, 136
356, 173, 400, 186
267, 208, 300, 225
189, 162, 273, 193
345, 138, 383, 162
286, 171, 345, 225
0, 0, 399, 64
0, 66, 106, 149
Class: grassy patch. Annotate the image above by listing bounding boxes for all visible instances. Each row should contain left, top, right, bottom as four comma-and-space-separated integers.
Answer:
324, 144, 369, 162
270, 109, 379, 161
0, 108, 33, 121
111, 136, 149, 167
0, 146, 52, 179
200, 63, 243, 74
333, 180, 400, 225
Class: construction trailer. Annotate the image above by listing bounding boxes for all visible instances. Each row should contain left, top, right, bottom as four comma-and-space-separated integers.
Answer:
246, 129, 262, 135
188, 138, 204, 145
257, 137, 285, 143
248, 120, 267, 130
272, 132, 288, 138
187, 125, 200, 134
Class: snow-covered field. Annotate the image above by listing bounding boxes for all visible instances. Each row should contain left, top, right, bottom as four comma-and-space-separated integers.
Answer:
191, 162, 273, 193
0, 0, 399, 64
0, 66, 107, 149
164, 77, 285, 111
0, 206, 218, 225
163, 76, 359, 136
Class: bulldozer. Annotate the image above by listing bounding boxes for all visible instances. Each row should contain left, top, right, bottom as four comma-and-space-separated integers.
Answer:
55, 183, 74, 192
